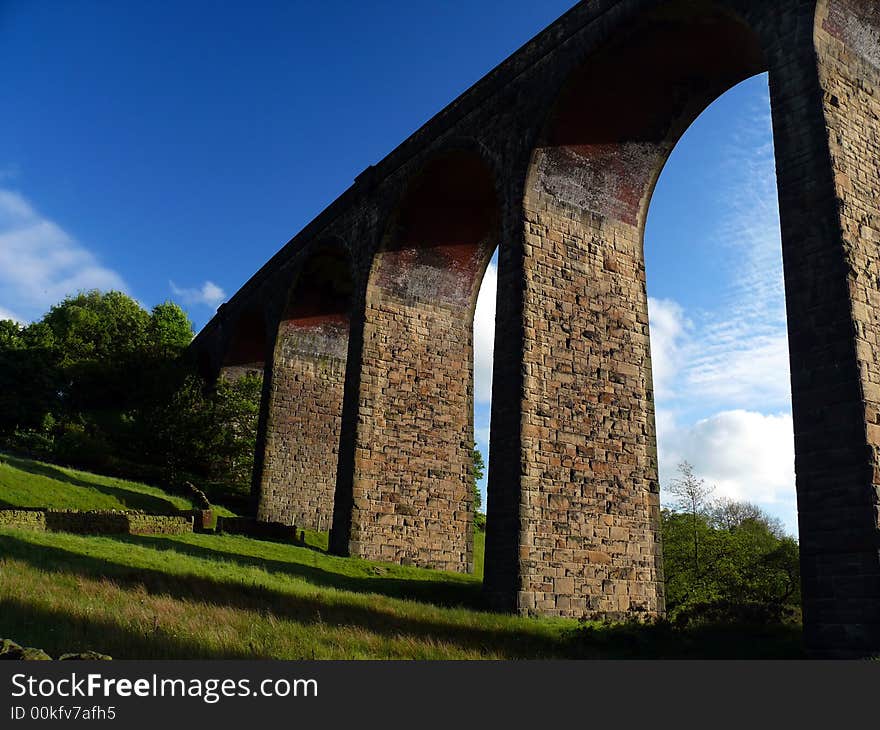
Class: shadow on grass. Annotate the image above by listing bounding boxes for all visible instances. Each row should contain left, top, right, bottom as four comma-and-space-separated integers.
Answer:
0, 533, 806, 659
1, 455, 183, 512
0, 533, 571, 658
0, 598, 253, 660
115, 534, 484, 610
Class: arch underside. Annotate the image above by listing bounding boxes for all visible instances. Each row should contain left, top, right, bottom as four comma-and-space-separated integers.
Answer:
485, 1, 768, 617
336, 151, 499, 572
258, 246, 354, 531
221, 309, 267, 381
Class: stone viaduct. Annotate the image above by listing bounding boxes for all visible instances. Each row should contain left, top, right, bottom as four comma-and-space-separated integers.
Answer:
192, 0, 880, 657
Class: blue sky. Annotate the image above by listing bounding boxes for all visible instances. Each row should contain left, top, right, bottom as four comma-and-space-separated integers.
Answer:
0, 1, 797, 534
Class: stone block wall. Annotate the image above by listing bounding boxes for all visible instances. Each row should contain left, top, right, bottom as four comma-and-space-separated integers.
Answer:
347, 294, 475, 571
776, 0, 880, 656
217, 515, 299, 542
125, 513, 194, 536
509, 198, 663, 617
194, 0, 880, 655
0, 509, 46, 531
259, 319, 348, 531
0, 509, 193, 536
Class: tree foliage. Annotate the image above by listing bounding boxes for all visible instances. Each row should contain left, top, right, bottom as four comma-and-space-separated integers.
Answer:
0, 290, 260, 509
661, 461, 801, 625
471, 443, 485, 513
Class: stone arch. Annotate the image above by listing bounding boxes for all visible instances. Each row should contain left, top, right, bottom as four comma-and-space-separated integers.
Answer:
373, 147, 500, 314
485, 0, 771, 617
257, 239, 355, 531
330, 146, 501, 572
193, 0, 880, 656
220, 306, 270, 381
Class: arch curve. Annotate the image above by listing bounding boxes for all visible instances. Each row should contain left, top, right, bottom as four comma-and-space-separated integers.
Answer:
257, 239, 356, 531
334, 147, 503, 572
486, 0, 772, 618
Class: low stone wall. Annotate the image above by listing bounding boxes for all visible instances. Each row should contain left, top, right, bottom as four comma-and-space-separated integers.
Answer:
0, 509, 192, 536
216, 516, 298, 543
0, 508, 46, 531
124, 512, 193, 535
1, 638, 111, 661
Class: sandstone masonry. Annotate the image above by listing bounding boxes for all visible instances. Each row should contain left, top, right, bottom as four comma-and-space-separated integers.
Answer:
193, 0, 880, 657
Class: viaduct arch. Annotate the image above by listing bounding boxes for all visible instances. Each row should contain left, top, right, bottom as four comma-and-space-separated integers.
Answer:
192, 0, 880, 657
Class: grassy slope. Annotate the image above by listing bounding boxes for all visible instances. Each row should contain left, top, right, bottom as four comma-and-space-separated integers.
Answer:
0, 455, 803, 659
0, 527, 568, 659
0, 526, 803, 660
0, 453, 233, 515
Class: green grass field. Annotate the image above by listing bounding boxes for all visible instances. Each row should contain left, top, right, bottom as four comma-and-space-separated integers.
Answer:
0, 455, 804, 659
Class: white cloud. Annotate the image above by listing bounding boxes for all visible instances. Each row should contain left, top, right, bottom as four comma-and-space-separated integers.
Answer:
169, 280, 226, 308
473, 261, 496, 404
646, 93, 792, 412
648, 295, 791, 411
657, 409, 798, 534
0, 306, 23, 324
647, 297, 689, 400
0, 189, 127, 323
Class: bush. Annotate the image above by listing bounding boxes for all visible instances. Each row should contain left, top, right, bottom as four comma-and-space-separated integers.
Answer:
671, 600, 801, 628
660, 462, 801, 622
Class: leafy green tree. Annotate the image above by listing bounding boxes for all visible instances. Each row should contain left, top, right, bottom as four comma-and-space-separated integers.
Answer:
139, 371, 261, 506
471, 443, 485, 513
667, 461, 714, 579
0, 319, 61, 439
43, 290, 149, 364
661, 463, 801, 622
147, 301, 194, 359
0, 319, 21, 348
0, 289, 261, 510
204, 374, 262, 497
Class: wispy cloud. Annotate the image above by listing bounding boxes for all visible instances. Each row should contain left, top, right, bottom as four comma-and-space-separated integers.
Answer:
647, 297, 689, 400
169, 280, 226, 308
648, 93, 797, 533
648, 101, 792, 413
0, 306, 24, 324
473, 260, 496, 404
0, 188, 127, 323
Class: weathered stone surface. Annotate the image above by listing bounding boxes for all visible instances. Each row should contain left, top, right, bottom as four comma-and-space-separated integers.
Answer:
0, 508, 193, 536
258, 246, 353, 531
192, 0, 880, 657
0, 641, 51, 661
0, 508, 46, 531
58, 651, 113, 661
0, 639, 112, 661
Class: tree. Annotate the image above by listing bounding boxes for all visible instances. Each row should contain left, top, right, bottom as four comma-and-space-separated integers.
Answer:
471, 443, 485, 513
710, 497, 785, 538
147, 302, 194, 359
661, 463, 801, 622
667, 461, 714, 578
0, 289, 263, 510
0, 319, 61, 438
